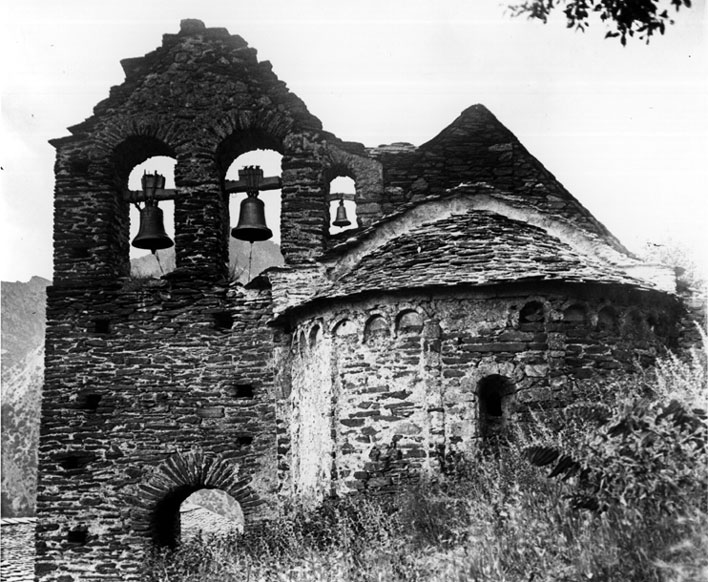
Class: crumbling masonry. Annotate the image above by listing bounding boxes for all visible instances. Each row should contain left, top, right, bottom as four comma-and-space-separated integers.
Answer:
37, 19, 683, 580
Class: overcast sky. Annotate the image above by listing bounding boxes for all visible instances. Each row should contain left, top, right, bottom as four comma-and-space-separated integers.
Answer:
1, 0, 706, 282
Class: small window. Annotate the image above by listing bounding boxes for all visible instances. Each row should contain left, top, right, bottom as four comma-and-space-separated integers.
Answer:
396, 310, 424, 336
597, 306, 618, 333
364, 315, 389, 345
563, 304, 587, 325
309, 325, 321, 349
298, 330, 307, 357
67, 526, 89, 545
333, 319, 357, 338
624, 310, 647, 337
78, 393, 102, 411
213, 311, 233, 330
93, 318, 110, 334
58, 452, 95, 472
519, 301, 544, 329
478, 375, 514, 444
70, 246, 91, 259
233, 384, 254, 398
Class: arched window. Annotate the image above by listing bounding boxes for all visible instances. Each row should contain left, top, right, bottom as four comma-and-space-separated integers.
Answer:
224, 149, 285, 283
298, 330, 307, 358
328, 176, 357, 235
333, 319, 357, 339
127, 156, 177, 277
395, 310, 424, 336
363, 315, 390, 345
477, 375, 515, 443
563, 304, 587, 326
597, 306, 618, 333
309, 324, 321, 349
624, 309, 647, 337
519, 301, 544, 330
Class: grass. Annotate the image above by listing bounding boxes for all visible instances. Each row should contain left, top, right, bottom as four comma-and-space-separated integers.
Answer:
144, 334, 708, 582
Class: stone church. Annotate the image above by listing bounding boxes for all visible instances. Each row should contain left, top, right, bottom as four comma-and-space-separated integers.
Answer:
36, 19, 681, 580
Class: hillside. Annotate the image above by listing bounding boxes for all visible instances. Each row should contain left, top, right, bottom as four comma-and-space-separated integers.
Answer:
131, 238, 283, 283
1, 277, 49, 374
1, 277, 48, 517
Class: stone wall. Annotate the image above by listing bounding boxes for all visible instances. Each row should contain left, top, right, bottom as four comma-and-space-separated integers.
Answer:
37, 19, 687, 581
279, 283, 679, 500
35, 276, 277, 580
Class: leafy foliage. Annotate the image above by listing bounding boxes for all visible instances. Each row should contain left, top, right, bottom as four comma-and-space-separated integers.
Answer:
508, 0, 693, 45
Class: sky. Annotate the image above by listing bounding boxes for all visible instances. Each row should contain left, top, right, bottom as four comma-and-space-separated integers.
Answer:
1, 0, 706, 282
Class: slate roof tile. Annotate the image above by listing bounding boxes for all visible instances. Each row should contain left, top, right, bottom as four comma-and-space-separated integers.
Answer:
313, 210, 651, 303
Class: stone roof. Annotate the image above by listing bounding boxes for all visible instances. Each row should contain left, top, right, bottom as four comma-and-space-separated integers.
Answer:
312, 209, 652, 304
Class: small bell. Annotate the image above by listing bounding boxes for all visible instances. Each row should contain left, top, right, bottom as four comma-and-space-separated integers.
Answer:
231, 193, 273, 242
132, 203, 174, 253
332, 199, 351, 228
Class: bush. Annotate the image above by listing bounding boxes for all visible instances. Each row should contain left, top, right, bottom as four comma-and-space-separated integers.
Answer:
145, 336, 708, 581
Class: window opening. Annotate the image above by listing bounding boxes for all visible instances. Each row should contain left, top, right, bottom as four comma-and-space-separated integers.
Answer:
478, 375, 514, 443
233, 384, 254, 398
298, 330, 307, 358
226, 150, 284, 283
309, 324, 321, 349
563, 304, 587, 325
396, 310, 424, 336
333, 319, 357, 338
519, 301, 544, 329
67, 526, 89, 545
597, 306, 618, 333
78, 393, 102, 411
364, 315, 390, 345
329, 176, 357, 235
93, 318, 110, 334
128, 156, 176, 277
213, 311, 233, 331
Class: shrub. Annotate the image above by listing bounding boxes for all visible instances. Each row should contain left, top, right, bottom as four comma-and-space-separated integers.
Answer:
144, 335, 708, 581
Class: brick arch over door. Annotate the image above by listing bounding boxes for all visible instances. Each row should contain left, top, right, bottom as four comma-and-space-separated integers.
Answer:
132, 450, 260, 548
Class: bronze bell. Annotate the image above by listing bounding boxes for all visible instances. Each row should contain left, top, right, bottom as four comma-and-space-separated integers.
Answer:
132, 203, 174, 253
231, 194, 273, 242
332, 199, 351, 227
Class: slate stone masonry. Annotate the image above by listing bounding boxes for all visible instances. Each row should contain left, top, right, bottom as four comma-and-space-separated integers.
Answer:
36, 19, 686, 581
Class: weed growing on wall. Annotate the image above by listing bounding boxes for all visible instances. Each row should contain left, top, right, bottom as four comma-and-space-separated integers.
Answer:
144, 335, 707, 582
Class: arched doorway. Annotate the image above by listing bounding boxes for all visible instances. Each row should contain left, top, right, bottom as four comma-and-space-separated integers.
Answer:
180, 489, 244, 542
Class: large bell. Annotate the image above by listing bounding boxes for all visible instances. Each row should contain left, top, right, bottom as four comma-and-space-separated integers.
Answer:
332, 199, 351, 227
231, 194, 273, 242
132, 204, 174, 253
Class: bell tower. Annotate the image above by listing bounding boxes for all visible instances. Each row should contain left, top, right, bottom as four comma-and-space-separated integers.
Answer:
36, 19, 383, 581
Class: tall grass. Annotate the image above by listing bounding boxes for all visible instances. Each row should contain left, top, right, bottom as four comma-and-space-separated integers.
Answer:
145, 337, 707, 582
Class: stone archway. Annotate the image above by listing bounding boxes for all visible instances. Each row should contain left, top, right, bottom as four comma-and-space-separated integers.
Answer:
132, 450, 259, 549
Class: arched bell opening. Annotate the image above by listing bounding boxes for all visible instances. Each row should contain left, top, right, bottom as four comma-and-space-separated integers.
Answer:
127, 156, 177, 278
112, 136, 177, 279
477, 374, 515, 445
152, 486, 244, 549
223, 149, 285, 283
327, 175, 358, 236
